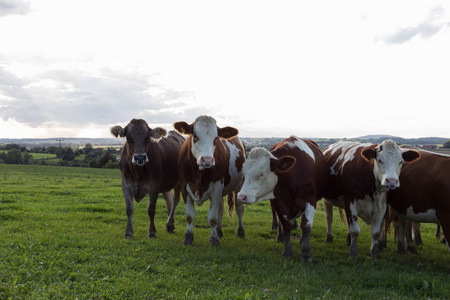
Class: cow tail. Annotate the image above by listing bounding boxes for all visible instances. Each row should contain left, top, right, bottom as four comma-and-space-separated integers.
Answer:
226, 193, 234, 221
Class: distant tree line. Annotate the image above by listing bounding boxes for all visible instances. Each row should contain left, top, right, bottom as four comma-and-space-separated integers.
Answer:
0, 143, 121, 168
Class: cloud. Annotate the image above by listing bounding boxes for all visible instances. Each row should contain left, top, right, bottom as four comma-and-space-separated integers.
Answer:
0, 0, 30, 17
0, 67, 204, 128
384, 6, 449, 44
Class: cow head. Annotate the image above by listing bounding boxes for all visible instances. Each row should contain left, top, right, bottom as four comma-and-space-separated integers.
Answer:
237, 147, 295, 204
174, 115, 238, 170
111, 119, 167, 166
361, 139, 420, 189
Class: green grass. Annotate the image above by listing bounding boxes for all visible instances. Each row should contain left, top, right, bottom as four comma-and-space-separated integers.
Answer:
0, 164, 449, 299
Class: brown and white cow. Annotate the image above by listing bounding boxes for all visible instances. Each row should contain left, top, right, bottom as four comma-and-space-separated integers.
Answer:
387, 147, 450, 255
111, 119, 184, 238
237, 136, 329, 261
174, 115, 246, 246
322, 140, 420, 257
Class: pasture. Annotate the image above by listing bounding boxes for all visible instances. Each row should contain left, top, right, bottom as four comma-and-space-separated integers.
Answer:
0, 164, 449, 299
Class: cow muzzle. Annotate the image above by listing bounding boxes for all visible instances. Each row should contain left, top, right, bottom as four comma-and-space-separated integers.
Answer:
132, 154, 148, 166
200, 156, 215, 169
385, 178, 399, 190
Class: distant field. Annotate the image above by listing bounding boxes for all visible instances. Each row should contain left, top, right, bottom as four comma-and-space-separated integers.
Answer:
0, 164, 449, 299
29, 153, 58, 160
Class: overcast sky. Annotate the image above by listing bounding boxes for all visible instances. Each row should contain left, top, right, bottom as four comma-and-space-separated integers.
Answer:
1, 0, 449, 139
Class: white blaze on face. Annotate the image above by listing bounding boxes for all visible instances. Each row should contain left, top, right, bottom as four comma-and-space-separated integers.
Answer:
372, 140, 404, 189
237, 148, 278, 204
191, 116, 218, 170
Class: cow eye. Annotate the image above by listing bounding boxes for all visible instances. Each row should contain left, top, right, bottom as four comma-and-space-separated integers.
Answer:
214, 137, 218, 146
193, 133, 199, 143
377, 159, 383, 164
399, 161, 403, 165
127, 138, 133, 144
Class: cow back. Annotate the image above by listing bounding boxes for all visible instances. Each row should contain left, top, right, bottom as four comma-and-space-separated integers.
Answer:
388, 150, 450, 216
323, 141, 375, 200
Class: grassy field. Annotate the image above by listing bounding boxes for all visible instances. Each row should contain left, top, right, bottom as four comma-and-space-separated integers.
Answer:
0, 164, 449, 299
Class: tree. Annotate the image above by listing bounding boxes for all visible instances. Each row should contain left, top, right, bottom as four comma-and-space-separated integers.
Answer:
83, 143, 93, 155
443, 140, 450, 148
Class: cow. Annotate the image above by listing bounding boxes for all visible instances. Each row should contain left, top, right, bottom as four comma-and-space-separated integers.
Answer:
174, 115, 246, 246
237, 136, 329, 261
111, 119, 184, 238
387, 147, 450, 255
322, 140, 420, 257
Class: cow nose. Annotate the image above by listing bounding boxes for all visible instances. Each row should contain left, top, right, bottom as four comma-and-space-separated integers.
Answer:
237, 194, 248, 203
385, 178, 399, 189
133, 154, 147, 166
201, 156, 215, 169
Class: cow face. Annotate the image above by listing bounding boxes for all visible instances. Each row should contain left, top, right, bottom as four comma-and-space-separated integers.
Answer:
237, 147, 295, 204
174, 115, 238, 170
111, 119, 167, 166
361, 140, 420, 189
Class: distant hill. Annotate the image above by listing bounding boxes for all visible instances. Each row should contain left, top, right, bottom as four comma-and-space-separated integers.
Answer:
1, 135, 448, 151
356, 135, 397, 140
354, 136, 448, 146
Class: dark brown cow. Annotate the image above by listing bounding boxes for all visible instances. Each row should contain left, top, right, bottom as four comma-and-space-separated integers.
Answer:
174, 115, 246, 246
387, 148, 450, 254
111, 119, 184, 238
322, 140, 420, 257
237, 136, 329, 261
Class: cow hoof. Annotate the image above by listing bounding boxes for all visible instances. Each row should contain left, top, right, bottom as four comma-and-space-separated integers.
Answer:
166, 224, 175, 234
300, 253, 313, 262
325, 234, 333, 243
237, 227, 245, 238
210, 237, 220, 247
124, 234, 134, 239
148, 232, 157, 238
183, 232, 194, 245
282, 249, 292, 257
217, 228, 223, 238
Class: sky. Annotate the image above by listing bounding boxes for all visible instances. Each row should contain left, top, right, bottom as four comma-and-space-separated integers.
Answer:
1, 0, 449, 139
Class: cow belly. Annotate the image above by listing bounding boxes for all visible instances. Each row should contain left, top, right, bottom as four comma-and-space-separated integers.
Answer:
405, 206, 438, 223
351, 195, 384, 225
325, 196, 345, 209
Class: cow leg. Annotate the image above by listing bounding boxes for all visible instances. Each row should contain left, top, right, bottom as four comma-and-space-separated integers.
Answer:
165, 184, 181, 233
369, 211, 385, 258
235, 193, 245, 238
147, 191, 159, 238
270, 199, 278, 230
282, 229, 292, 257
217, 198, 224, 238
405, 220, 417, 254
412, 222, 422, 246
323, 199, 334, 243
183, 196, 195, 245
299, 204, 315, 262
277, 220, 284, 243
122, 184, 134, 238
346, 203, 360, 257
208, 191, 222, 247
396, 215, 407, 254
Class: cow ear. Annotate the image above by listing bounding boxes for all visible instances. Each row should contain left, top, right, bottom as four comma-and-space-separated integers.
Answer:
218, 126, 238, 139
270, 156, 296, 174
111, 125, 126, 138
174, 122, 193, 135
402, 150, 421, 162
361, 148, 376, 161
150, 127, 168, 141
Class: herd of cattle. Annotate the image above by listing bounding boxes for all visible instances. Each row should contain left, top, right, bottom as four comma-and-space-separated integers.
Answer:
110, 115, 449, 261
